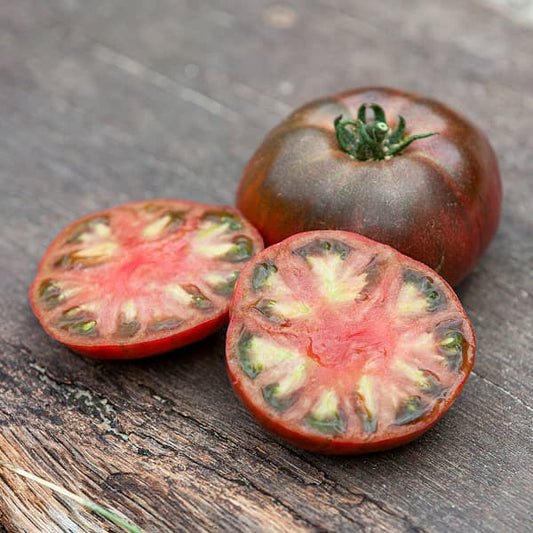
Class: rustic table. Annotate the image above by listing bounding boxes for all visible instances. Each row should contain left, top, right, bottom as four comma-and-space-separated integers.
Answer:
0, 1, 531, 531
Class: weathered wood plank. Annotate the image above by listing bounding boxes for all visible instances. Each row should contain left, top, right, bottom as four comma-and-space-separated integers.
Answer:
1, 332, 531, 532
0, 0, 531, 532
2, 0, 531, 400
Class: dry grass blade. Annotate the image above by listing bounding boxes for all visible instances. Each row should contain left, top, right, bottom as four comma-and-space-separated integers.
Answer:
0, 460, 144, 533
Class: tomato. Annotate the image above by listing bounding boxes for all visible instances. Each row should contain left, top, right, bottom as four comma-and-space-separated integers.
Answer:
226, 231, 475, 454
30, 200, 263, 359
236, 87, 502, 286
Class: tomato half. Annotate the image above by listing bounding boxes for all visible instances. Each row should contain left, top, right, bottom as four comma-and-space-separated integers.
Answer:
236, 86, 502, 286
226, 231, 475, 454
30, 200, 263, 359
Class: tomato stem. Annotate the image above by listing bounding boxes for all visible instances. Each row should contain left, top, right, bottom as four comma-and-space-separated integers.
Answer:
334, 104, 437, 161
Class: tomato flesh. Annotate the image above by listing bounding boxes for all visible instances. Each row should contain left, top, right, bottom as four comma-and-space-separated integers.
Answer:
226, 231, 475, 454
30, 200, 263, 359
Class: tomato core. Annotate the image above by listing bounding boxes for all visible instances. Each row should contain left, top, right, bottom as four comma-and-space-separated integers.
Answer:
302, 309, 393, 369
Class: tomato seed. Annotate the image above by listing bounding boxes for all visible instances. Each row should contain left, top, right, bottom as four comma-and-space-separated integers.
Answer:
394, 396, 430, 425
252, 261, 278, 291
418, 370, 444, 398
357, 406, 378, 434
182, 285, 212, 310
305, 391, 345, 435
252, 299, 284, 324
238, 331, 297, 379
166, 284, 213, 310
305, 414, 346, 435
223, 237, 254, 262
356, 396, 378, 433
253, 298, 310, 324
205, 271, 240, 296
57, 307, 98, 336
238, 332, 260, 378
38, 280, 63, 309
294, 239, 352, 261
263, 362, 307, 412
437, 326, 466, 373
293, 238, 376, 302
70, 320, 97, 336
116, 319, 141, 338
66, 216, 110, 244
403, 270, 446, 312
166, 285, 194, 305
356, 376, 378, 433
202, 211, 243, 231
263, 384, 298, 412
54, 242, 117, 270
143, 215, 173, 238
143, 211, 183, 238
148, 318, 184, 332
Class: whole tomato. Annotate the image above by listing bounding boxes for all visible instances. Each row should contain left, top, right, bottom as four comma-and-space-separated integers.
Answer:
236, 87, 502, 286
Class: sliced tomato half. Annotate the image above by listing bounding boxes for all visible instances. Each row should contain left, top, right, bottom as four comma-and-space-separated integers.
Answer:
226, 231, 475, 454
30, 200, 263, 359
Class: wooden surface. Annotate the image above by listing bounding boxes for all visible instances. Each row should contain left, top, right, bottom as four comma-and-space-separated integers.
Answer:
0, 1, 532, 531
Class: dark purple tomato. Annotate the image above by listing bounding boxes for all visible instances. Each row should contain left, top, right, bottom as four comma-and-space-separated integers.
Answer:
236, 87, 502, 286
226, 231, 476, 454
30, 200, 263, 359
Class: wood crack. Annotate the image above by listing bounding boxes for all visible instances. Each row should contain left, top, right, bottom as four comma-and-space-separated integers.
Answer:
27, 362, 130, 440
358, 493, 429, 533
168, 407, 232, 445
180, 451, 327, 531
275, 444, 429, 532
167, 410, 424, 531
2, 341, 131, 442
92, 45, 241, 123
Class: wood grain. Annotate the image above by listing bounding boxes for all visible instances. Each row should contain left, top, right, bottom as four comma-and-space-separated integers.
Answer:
0, 1, 531, 531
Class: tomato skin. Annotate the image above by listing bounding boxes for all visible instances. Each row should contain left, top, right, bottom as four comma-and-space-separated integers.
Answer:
31, 306, 228, 360
30, 199, 263, 360
226, 230, 476, 455
228, 372, 466, 454
236, 87, 502, 286
228, 383, 446, 454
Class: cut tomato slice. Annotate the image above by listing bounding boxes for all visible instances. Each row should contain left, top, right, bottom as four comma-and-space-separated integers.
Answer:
226, 231, 475, 454
30, 200, 263, 359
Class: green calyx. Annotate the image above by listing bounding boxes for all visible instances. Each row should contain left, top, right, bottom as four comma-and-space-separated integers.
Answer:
334, 103, 437, 161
